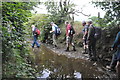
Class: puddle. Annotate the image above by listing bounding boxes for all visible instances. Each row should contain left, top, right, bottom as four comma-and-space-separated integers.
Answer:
30, 45, 114, 79
37, 69, 50, 78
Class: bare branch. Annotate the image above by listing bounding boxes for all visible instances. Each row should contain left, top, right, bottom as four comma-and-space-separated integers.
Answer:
77, 11, 91, 17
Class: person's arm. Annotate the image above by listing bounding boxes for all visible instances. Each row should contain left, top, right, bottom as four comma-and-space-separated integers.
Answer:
50, 26, 55, 33
67, 26, 71, 36
33, 28, 37, 35
112, 32, 120, 50
87, 26, 92, 40
83, 31, 87, 39
83, 26, 88, 39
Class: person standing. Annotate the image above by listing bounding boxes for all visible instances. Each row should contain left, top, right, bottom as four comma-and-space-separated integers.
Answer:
31, 25, 40, 48
65, 21, 76, 51
50, 22, 58, 48
82, 21, 89, 54
87, 21, 97, 61
106, 31, 120, 78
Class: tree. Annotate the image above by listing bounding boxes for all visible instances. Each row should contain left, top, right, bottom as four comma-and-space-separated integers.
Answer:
92, 1, 120, 27
44, 0, 76, 24
91, 1, 120, 63
89, 16, 107, 28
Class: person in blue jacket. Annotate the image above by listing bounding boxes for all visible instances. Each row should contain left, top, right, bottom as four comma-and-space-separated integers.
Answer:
107, 31, 120, 78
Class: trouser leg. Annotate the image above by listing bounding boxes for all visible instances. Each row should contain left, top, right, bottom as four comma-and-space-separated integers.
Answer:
83, 42, 88, 53
53, 34, 57, 47
35, 36, 40, 47
88, 44, 92, 58
110, 53, 118, 69
116, 61, 120, 79
72, 43, 76, 51
65, 36, 70, 51
84, 39, 87, 53
32, 36, 36, 48
92, 41, 96, 59
70, 36, 76, 51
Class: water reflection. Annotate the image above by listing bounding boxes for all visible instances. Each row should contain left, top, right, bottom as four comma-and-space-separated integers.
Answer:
31, 45, 109, 79
74, 72, 82, 78
38, 69, 50, 78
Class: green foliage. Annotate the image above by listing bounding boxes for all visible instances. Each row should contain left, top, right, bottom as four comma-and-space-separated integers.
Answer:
26, 14, 49, 28
91, 1, 120, 42
90, 1, 120, 61
44, 0, 76, 24
25, 0, 77, 43
2, 2, 38, 78
89, 16, 107, 28
25, 14, 51, 42
92, 1, 120, 27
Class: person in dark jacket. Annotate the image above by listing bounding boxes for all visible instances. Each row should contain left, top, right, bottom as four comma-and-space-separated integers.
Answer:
31, 25, 40, 48
87, 21, 97, 61
82, 21, 88, 54
107, 31, 120, 78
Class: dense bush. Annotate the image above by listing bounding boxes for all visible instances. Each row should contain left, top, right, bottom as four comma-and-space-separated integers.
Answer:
2, 2, 39, 78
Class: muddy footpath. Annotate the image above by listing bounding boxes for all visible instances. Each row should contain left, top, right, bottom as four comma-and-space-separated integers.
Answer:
27, 39, 118, 80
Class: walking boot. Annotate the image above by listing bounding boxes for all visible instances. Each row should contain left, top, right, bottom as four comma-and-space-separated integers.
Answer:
37, 46, 40, 48
72, 46, 76, 51
55, 45, 57, 47
65, 47, 69, 52
82, 48, 88, 54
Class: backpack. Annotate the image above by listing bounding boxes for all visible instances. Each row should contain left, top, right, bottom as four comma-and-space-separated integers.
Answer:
35, 28, 40, 35
54, 25, 61, 36
94, 26, 102, 40
69, 26, 75, 35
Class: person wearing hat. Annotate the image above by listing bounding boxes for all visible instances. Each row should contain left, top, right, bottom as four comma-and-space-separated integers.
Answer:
87, 21, 97, 61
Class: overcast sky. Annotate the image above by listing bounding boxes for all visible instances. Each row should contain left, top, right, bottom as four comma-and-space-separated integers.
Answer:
31, 0, 106, 21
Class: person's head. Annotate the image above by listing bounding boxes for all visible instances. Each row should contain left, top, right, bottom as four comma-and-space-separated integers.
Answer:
87, 21, 92, 26
82, 21, 86, 26
31, 25, 35, 28
50, 22, 54, 26
65, 21, 69, 25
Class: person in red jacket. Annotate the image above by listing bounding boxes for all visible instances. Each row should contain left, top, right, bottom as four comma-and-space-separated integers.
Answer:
65, 21, 76, 51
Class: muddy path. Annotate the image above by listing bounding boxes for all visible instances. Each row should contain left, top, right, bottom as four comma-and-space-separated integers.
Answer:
43, 43, 89, 60
27, 44, 116, 80
27, 39, 117, 79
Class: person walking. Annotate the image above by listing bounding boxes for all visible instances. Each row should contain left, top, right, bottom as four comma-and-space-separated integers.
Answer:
31, 25, 40, 48
82, 21, 89, 54
50, 22, 58, 48
106, 31, 120, 78
65, 21, 76, 51
87, 21, 97, 61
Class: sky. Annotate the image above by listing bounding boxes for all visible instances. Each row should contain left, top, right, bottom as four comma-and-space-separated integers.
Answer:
31, 0, 106, 21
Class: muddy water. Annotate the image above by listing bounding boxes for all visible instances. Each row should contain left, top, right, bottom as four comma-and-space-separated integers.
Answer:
31, 45, 113, 79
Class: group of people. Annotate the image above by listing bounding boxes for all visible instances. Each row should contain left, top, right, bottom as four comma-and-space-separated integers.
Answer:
82, 21, 97, 61
31, 21, 120, 78
31, 21, 76, 52
82, 21, 120, 78
50, 21, 76, 51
